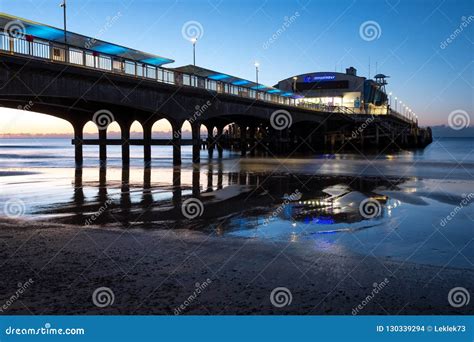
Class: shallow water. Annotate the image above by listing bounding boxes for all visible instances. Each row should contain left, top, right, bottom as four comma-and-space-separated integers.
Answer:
0, 138, 473, 268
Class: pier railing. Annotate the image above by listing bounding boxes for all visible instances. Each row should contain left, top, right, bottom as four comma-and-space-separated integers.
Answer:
0, 31, 416, 125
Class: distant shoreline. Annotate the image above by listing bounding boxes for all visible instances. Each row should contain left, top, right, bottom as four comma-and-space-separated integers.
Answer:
1, 125, 473, 139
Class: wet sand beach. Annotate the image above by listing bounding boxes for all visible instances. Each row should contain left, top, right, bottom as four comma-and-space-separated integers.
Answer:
0, 217, 473, 315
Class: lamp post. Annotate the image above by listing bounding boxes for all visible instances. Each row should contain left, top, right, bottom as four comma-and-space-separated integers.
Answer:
60, 0, 67, 61
254, 61, 260, 100
292, 76, 298, 92
191, 37, 197, 66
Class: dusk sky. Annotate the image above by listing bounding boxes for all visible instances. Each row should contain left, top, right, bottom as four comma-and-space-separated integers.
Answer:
0, 0, 472, 134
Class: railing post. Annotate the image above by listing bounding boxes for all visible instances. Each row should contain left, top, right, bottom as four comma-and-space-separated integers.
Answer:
9, 36, 13, 54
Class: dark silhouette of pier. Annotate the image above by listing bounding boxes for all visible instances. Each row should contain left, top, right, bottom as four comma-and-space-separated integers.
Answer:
0, 17, 432, 167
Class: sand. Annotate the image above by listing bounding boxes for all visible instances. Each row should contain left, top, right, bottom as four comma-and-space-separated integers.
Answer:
0, 217, 472, 315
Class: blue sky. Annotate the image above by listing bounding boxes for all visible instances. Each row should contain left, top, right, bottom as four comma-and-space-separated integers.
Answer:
0, 0, 472, 128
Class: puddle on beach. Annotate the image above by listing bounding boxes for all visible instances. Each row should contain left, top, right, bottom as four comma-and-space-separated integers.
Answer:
0, 163, 472, 269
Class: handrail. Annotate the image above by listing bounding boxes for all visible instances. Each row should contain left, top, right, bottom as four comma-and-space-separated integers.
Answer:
0, 31, 417, 125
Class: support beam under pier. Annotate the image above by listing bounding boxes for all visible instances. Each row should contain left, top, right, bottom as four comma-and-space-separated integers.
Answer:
99, 129, 107, 162
143, 123, 152, 166
173, 127, 182, 166
73, 123, 84, 165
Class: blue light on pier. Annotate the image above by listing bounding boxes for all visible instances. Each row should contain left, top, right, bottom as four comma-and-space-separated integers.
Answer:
232, 80, 250, 86
140, 57, 174, 66
92, 44, 128, 55
208, 74, 231, 80
25, 25, 64, 40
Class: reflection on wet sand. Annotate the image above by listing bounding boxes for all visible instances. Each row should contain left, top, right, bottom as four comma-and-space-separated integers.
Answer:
43, 162, 409, 232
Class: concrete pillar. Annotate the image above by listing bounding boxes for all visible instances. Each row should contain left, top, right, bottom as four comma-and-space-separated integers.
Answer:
249, 126, 256, 156
240, 125, 247, 156
216, 126, 224, 158
73, 122, 84, 165
98, 165, 107, 203
173, 126, 182, 166
192, 123, 201, 164
120, 122, 131, 166
73, 166, 84, 209
143, 123, 152, 166
207, 162, 213, 191
207, 126, 214, 158
192, 165, 200, 197
99, 129, 107, 162
121, 166, 131, 219
217, 160, 223, 189
172, 166, 182, 206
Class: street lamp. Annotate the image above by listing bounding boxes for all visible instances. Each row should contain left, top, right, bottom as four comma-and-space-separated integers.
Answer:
60, 0, 67, 62
191, 37, 197, 66
292, 76, 298, 92
254, 61, 260, 100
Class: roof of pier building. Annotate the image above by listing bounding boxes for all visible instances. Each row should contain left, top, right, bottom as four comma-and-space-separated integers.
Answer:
0, 13, 174, 66
276, 67, 367, 97
173, 65, 301, 99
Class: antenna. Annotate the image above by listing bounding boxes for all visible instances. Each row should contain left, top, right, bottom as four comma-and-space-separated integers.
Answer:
368, 57, 371, 79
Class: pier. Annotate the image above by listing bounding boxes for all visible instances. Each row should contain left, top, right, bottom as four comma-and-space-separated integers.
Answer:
0, 13, 432, 167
